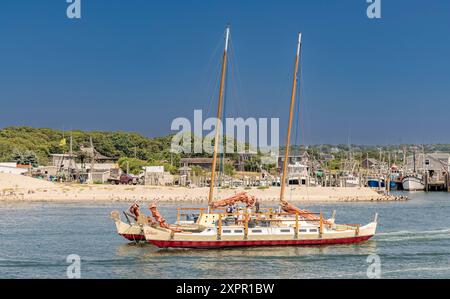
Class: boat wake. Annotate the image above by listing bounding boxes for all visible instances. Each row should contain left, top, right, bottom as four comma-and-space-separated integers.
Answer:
381, 265, 450, 276
376, 228, 450, 242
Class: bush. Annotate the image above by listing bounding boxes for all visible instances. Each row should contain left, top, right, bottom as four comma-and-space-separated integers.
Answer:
118, 157, 147, 175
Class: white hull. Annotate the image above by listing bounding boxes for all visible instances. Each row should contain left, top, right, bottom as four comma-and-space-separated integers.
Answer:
402, 176, 425, 191
345, 179, 360, 187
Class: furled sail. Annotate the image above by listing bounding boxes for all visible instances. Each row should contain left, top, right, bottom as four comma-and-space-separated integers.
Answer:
211, 192, 256, 209
280, 200, 331, 224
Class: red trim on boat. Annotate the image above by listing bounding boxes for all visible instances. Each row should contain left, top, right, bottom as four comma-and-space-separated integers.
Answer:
147, 235, 374, 248
120, 233, 145, 241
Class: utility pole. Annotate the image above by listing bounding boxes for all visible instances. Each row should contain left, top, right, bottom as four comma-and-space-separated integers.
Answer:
90, 136, 95, 183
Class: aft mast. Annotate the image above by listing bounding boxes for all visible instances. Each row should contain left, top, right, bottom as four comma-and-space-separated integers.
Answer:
280, 33, 302, 204
208, 25, 231, 208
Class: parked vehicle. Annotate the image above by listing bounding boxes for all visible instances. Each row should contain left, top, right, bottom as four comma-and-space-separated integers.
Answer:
107, 168, 121, 185
120, 173, 137, 185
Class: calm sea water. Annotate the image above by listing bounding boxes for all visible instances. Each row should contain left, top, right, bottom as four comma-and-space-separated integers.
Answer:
1, 191, 450, 279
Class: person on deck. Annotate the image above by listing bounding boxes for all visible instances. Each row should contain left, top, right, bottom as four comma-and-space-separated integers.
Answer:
255, 199, 260, 213
237, 208, 244, 225
129, 203, 140, 220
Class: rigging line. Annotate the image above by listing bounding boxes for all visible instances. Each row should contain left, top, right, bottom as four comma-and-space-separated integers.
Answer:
228, 40, 241, 118
203, 33, 225, 76
225, 38, 243, 138
277, 66, 296, 149
217, 50, 230, 198
297, 47, 310, 200
299, 57, 305, 147
201, 32, 226, 96
202, 32, 226, 123
204, 56, 222, 121
293, 68, 301, 148
228, 36, 247, 117
299, 57, 310, 146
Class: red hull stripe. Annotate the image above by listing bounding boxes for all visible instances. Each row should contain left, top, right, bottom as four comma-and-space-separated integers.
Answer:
120, 233, 146, 241
148, 235, 374, 248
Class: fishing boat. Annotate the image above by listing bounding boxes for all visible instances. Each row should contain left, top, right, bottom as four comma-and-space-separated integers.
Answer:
110, 26, 378, 248
344, 174, 360, 187
367, 177, 385, 188
402, 175, 425, 191
402, 148, 425, 191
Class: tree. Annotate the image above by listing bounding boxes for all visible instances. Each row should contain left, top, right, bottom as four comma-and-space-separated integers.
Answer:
118, 157, 147, 175
23, 150, 39, 167
244, 156, 261, 172
223, 163, 235, 176
11, 148, 24, 164
190, 165, 205, 177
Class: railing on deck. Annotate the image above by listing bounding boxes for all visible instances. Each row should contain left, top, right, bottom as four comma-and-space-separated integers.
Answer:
175, 207, 361, 239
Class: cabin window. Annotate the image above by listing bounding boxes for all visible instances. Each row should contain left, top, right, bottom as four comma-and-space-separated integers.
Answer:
309, 229, 318, 233
234, 230, 243, 233
251, 229, 262, 233
299, 229, 307, 232
222, 230, 231, 233
280, 229, 291, 233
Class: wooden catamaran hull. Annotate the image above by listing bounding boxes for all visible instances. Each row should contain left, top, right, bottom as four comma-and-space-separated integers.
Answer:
142, 222, 377, 249
118, 229, 146, 241
120, 232, 146, 241
113, 221, 376, 248
111, 212, 146, 242
147, 235, 373, 248
111, 211, 377, 248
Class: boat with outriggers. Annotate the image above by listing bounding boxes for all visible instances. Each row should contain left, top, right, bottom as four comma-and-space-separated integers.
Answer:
110, 26, 378, 248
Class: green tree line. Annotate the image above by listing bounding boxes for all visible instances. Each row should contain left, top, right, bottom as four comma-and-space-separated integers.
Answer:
0, 126, 180, 168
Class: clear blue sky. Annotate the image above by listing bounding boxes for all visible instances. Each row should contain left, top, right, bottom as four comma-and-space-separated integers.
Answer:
0, 0, 449, 145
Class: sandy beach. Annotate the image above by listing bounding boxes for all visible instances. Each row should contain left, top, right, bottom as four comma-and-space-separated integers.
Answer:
0, 173, 406, 203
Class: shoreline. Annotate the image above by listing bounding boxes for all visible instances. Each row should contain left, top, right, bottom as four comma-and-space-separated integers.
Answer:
0, 197, 407, 205
0, 173, 407, 204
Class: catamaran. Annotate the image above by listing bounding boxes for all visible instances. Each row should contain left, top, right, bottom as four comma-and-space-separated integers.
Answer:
110, 26, 378, 248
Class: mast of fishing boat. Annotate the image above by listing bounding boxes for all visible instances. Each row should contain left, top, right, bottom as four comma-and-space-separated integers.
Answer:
280, 32, 302, 204
208, 25, 230, 208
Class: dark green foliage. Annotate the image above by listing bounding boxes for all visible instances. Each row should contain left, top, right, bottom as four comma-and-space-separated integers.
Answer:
9, 148, 39, 167
23, 150, 39, 167
11, 148, 24, 164
223, 163, 235, 176
118, 157, 148, 175
0, 126, 181, 168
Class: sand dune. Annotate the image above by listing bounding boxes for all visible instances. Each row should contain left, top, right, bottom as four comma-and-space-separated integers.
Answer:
0, 173, 55, 189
